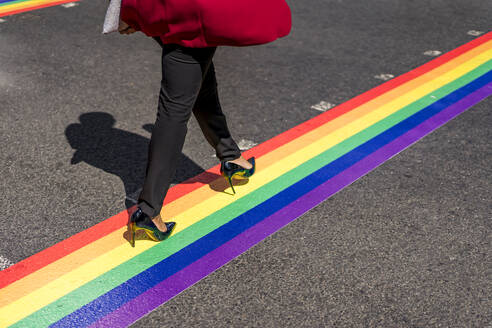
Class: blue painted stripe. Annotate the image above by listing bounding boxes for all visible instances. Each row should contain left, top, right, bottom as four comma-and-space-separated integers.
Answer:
51, 70, 492, 328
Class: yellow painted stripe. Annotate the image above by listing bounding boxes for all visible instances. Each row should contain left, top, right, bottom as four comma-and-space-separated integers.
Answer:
1, 49, 490, 326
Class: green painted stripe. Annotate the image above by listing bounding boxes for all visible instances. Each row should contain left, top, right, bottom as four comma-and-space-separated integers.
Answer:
13, 61, 492, 328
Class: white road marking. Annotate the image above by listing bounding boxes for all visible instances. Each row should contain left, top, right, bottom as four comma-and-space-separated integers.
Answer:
311, 101, 336, 112
0, 18, 6, 23
61, 2, 78, 7
467, 30, 484, 36
423, 50, 442, 56
212, 139, 257, 157
237, 139, 258, 151
374, 74, 394, 81
0, 255, 14, 271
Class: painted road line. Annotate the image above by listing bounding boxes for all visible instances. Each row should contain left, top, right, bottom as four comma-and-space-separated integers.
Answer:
3, 55, 492, 326
237, 139, 258, 151
374, 73, 395, 81
1, 33, 489, 291
311, 101, 336, 112
0, 256, 13, 271
424, 50, 443, 56
53, 75, 492, 328
468, 30, 484, 36
2, 54, 490, 323
60, 2, 77, 7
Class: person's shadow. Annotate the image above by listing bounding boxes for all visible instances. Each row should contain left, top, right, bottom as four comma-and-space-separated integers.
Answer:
65, 112, 228, 210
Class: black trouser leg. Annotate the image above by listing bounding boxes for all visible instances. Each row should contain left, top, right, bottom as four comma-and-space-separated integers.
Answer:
192, 60, 241, 162
138, 44, 240, 218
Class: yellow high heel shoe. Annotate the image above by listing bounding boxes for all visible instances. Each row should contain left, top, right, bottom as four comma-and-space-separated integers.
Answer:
219, 157, 255, 194
129, 208, 176, 247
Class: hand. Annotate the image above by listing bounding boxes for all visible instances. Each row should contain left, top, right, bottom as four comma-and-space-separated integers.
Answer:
118, 19, 137, 34
119, 26, 137, 34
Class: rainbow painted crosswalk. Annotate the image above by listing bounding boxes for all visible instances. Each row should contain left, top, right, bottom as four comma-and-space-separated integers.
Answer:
0, 0, 77, 17
0, 32, 491, 327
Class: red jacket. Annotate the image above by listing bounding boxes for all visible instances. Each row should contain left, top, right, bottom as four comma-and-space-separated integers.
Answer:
120, 0, 292, 48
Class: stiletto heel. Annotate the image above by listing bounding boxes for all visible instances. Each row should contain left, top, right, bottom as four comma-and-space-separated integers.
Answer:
227, 176, 236, 194
220, 157, 255, 195
130, 222, 136, 247
130, 208, 176, 246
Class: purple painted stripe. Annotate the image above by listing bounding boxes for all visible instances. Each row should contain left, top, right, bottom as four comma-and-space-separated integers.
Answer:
92, 82, 491, 328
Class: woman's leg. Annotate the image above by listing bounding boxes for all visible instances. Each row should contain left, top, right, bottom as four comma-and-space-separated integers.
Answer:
137, 44, 216, 219
192, 61, 242, 162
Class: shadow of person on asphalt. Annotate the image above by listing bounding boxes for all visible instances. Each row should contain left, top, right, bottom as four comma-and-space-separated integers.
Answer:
65, 112, 222, 210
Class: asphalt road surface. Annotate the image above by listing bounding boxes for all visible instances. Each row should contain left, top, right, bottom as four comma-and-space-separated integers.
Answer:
1, 0, 491, 326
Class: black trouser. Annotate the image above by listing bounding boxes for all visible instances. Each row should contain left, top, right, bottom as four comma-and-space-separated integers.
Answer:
138, 40, 241, 218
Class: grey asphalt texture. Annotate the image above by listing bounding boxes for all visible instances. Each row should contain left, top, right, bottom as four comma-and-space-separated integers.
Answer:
1, 0, 491, 326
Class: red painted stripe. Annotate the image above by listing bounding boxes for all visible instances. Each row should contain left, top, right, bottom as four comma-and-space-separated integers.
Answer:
0, 32, 490, 289
0, 0, 79, 17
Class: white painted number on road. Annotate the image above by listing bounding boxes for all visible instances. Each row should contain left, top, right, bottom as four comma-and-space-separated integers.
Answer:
237, 139, 258, 151
61, 2, 78, 7
374, 74, 394, 81
311, 101, 336, 112
423, 50, 442, 56
0, 255, 14, 271
467, 30, 484, 36
211, 139, 257, 157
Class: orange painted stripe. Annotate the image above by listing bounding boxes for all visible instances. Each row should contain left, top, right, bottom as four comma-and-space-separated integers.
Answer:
0, 31, 490, 292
